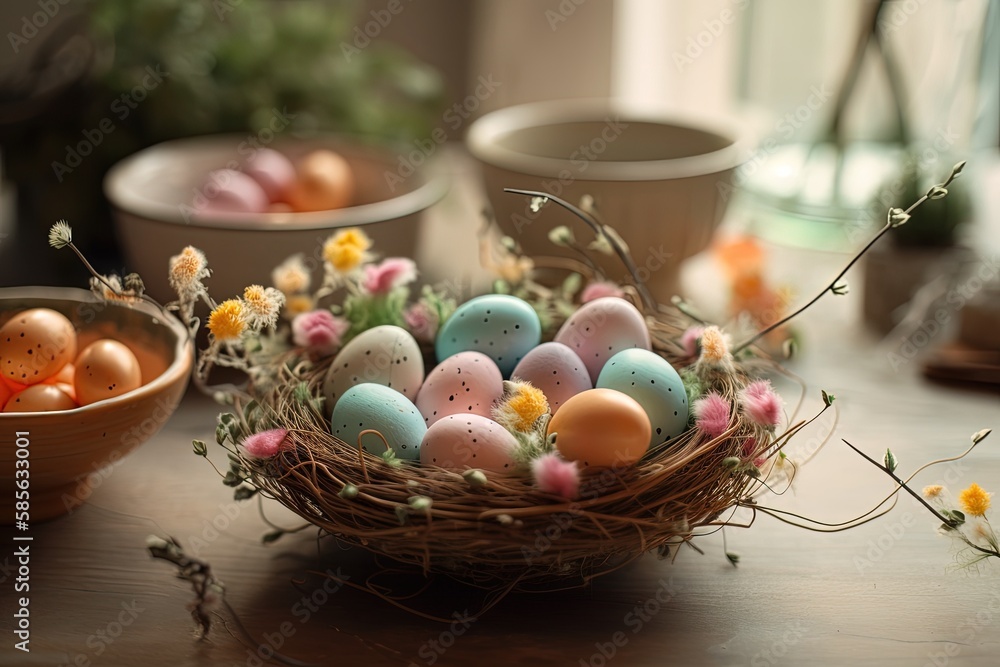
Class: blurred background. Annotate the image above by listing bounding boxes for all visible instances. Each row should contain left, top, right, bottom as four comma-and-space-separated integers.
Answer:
0, 0, 998, 354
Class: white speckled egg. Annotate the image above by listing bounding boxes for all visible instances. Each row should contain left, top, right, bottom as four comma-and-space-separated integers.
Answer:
510, 342, 592, 414
416, 352, 503, 427
435, 295, 541, 377
554, 297, 651, 383
323, 325, 423, 416
330, 383, 426, 460
596, 348, 688, 447
419, 413, 518, 472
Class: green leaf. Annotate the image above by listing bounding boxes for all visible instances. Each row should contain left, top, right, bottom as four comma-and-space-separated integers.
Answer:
722, 456, 741, 470
821, 390, 836, 407
926, 185, 949, 200
884, 449, 898, 474
215, 423, 229, 446
726, 552, 740, 567
408, 495, 432, 512
293, 383, 312, 404
222, 471, 243, 487
262, 530, 284, 545
234, 486, 257, 501
381, 450, 402, 468
192, 440, 208, 457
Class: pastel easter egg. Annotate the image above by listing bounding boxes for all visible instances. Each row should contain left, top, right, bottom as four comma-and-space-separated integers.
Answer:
3, 384, 76, 413
435, 295, 541, 377
546, 388, 651, 468
554, 297, 651, 384
74, 339, 143, 406
416, 352, 504, 427
419, 413, 518, 472
331, 383, 426, 460
510, 342, 592, 414
322, 325, 423, 416
0, 308, 77, 385
196, 169, 269, 214
287, 149, 355, 212
243, 148, 296, 202
596, 348, 688, 447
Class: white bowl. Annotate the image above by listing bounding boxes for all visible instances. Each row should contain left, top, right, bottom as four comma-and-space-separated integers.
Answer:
106, 135, 448, 301
467, 99, 753, 302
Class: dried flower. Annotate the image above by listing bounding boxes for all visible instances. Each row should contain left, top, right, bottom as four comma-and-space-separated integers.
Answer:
292, 309, 349, 357
923, 485, 944, 499
532, 453, 580, 499
404, 301, 439, 342
693, 392, 730, 437
48, 220, 73, 249
694, 325, 734, 376
168, 246, 210, 299
323, 228, 371, 273
271, 254, 310, 295
959, 483, 992, 517
89, 274, 141, 304
580, 281, 624, 303
208, 299, 247, 342
548, 225, 575, 247
284, 294, 315, 318
362, 257, 417, 294
242, 285, 284, 330
494, 380, 549, 433
681, 326, 704, 357
740, 380, 783, 428
241, 428, 290, 458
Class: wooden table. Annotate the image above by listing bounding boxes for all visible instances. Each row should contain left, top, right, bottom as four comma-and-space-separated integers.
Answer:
3, 161, 1000, 667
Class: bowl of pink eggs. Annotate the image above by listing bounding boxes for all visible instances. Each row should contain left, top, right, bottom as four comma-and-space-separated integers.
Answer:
105, 135, 449, 300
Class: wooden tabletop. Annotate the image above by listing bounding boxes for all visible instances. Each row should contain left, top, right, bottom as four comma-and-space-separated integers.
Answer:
3, 161, 1000, 667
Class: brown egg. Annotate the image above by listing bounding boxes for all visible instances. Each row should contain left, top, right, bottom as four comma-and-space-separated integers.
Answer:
0, 308, 77, 385
74, 339, 142, 406
0, 378, 13, 410
546, 388, 651, 468
43, 362, 75, 386
287, 150, 355, 212
3, 384, 77, 413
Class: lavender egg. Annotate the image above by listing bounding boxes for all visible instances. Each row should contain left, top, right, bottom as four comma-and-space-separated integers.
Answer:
554, 297, 651, 384
510, 342, 592, 414
419, 413, 518, 472
416, 352, 504, 427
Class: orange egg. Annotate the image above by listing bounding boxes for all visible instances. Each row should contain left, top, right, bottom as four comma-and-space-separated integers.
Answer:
0, 378, 12, 410
287, 150, 355, 212
74, 339, 142, 406
0, 308, 77, 385
546, 388, 651, 468
3, 384, 77, 413
43, 362, 75, 386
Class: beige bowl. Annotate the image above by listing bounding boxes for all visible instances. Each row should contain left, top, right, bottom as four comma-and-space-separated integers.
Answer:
467, 100, 752, 302
0, 288, 192, 522
106, 135, 448, 301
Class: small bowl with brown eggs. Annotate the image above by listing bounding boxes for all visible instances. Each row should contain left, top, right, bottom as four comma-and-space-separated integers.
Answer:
0, 287, 192, 522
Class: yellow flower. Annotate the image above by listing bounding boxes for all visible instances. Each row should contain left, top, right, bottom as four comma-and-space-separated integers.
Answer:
493, 381, 549, 433
923, 485, 944, 499
959, 483, 992, 517
208, 299, 246, 342
271, 254, 310, 295
285, 294, 315, 317
242, 285, 284, 329
323, 228, 372, 273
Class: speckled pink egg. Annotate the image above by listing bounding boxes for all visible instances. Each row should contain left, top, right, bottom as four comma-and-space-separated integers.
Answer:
419, 413, 518, 472
244, 148, 296, 202
554, 297, 651, 383
511, 342, 592, 414
416, 352, 503, 427
195, 169, 269, 214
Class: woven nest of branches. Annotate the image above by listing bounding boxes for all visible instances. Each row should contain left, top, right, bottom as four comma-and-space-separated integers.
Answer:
233, 304, 786, 593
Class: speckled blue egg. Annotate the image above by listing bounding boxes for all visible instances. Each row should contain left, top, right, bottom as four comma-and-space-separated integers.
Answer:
596, 348, 687, 447
435, 295, 541, 377
330, 383, 426, 460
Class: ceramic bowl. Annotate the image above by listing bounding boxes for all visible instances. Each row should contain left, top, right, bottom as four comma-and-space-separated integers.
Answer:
105, 135, 448, 301
467, 99, 752, 302
0, 287, 192, 522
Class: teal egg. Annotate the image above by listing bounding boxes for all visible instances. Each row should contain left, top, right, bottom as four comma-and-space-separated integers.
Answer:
596, 348, 687, 447
435, 295, 541, 377
330, 383, 427, 460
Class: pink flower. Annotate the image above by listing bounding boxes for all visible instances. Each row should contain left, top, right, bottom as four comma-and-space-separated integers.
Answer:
681, 326, 704, 357
242, 428, 290, 458
693, 392, 730, 437
740, 380, 783, 427
292, 309, 349, 357
532, 453, 580, 500
742, 437, 767, 468
404, 301, 439, 343
580, 281, 624, 303
362, 257, 417, 295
